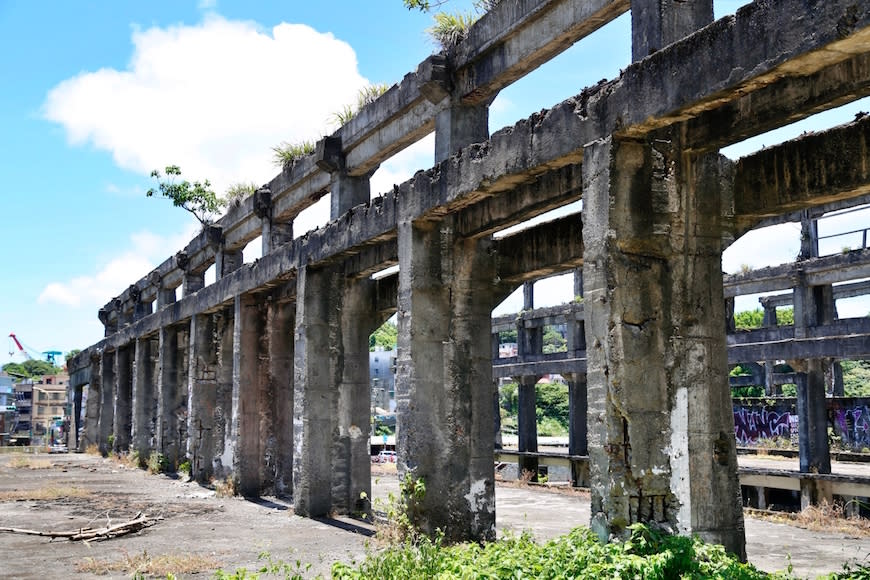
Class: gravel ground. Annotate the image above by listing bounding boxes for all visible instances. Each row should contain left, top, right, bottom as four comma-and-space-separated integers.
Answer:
0, 452, 867, 579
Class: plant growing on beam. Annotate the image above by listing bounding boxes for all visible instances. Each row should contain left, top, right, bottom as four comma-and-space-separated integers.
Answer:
146, 165, 226, 227
271, 140, 315, 169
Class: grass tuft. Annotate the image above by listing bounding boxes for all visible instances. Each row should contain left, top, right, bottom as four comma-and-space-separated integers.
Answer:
272, 140, 315, 168
75, 549, 221, 577
0, 485, 91, 501
9, 455, 53, 469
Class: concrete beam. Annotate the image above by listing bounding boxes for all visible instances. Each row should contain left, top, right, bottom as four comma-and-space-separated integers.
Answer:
735, 117, 870, 233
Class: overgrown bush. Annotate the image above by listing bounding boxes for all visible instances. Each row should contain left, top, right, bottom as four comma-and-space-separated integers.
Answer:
332, 524, 784, 579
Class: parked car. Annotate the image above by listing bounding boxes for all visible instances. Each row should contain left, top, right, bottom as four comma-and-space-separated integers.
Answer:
376, 450, 397, 463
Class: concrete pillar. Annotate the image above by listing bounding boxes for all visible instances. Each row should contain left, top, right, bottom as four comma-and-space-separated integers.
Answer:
69, 383, 83, 451
796, 368, 832, 508
183, 271, 205, 297
631, 0, 713, 61
131, 336, 157, 465
316, 136, 372, 220
334, 277, 377, 514
523, 281, 534, 310
567, 372, 589, 486
269, 299, 295, 496
763, 361, 780, 396
331, 173, 370, 220
187, 314, 218, 482
493, 379, 503, 449
156, 325, 183, 467
98, 350, 115, 455
231, 293, 295, 497
294, 266, 340, 516
582, 135, 744, 557
396, 216, 496, 541
81, 354, 102, 451
213, 308, 236, 480
831, 361, 845, 397
234, 294, 267, 497
573, 267, 584, 300
112, 345, 133, 452
517, 375, 539, 479
216, 249, 243, 280
435, 102, 489, 163
157, 283, 176, 309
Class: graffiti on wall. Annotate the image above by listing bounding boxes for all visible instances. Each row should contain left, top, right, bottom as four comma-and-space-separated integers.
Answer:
733, 398, 870, 451
832, 404, 870, 450
733, 406, 794, 445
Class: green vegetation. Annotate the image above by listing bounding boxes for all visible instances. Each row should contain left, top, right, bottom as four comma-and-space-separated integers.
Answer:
271, 140, 315, 168
224, 182, 257, 208
426, 11, 478, 49
842, 360, 870, 397
146, 165, 225, 226
330, 83, 391, 127
370, 320, 398, 351
499, 380, 570, 437
542, 325, 567, 353
733, 307, 794, 330
2, 359, 62, 379
332, 524, 785, 579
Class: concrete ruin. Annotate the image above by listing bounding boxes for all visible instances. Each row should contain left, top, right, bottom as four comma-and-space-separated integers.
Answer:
68, 0, 870, 558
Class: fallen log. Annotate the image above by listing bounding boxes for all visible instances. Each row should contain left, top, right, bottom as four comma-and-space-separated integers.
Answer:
0, 512, 159, 541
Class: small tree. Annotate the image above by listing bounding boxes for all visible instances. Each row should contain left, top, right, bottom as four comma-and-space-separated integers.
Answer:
146, 165, 225, 226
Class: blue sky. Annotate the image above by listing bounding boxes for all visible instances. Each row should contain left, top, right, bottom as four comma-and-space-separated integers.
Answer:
1, 0, 868, 368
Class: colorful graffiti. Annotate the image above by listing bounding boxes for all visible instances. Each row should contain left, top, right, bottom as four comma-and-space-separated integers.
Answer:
733, 407, 793, 445
832, 405, 870, 450
733, 398, 870, 451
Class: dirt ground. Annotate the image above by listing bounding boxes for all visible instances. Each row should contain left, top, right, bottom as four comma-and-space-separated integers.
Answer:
0, 452, 867, 579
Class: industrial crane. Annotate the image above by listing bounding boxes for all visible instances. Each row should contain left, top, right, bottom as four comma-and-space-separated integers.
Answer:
7, 333, 61, 365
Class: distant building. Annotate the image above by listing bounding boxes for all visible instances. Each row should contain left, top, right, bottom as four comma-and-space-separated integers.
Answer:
0, 374, 14, 444
12, 373, 69, 445
369, 348, 396, 411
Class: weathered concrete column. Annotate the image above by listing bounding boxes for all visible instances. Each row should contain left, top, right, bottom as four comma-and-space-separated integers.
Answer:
156, 325, 183, 467
396, 216, 496, 541
493, 379, 503, 449
631, 0, 713, 61
131, 336, 157, 464
763, 360, 780, 396
760, 298, 778, 328
213, 308, 236, 480
830, 361, 845, 397
582, 135, 744, 556
334, 277, 377, 514
317, 136, 372, 220
234, 294, 267, 496
435, 102, 489, 163
69, 383, 83, 451
796, 368, 833, 507
183, 271, 205, 296
269, 298, 295, 496
98, 350, 116, 455
294, 265, 340, 516
522, 281, 534, 309
188, 313, 218, 482
112, 345, 133, 452
567, 372, 589, 486
81, 354, 102, 451
216, 248, 243, 281
254, 187, 294, 256
516, 375, 539, 478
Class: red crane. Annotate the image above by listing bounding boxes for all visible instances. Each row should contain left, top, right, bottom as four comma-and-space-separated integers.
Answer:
8, 333, 33, 361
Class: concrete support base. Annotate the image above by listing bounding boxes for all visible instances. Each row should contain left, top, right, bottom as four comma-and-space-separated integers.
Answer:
582, 135, 745, 558
396, 217, 496, 541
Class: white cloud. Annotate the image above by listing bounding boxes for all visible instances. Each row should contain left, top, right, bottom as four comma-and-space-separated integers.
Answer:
44, 15, 369, 194
38, 225, 198, 309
